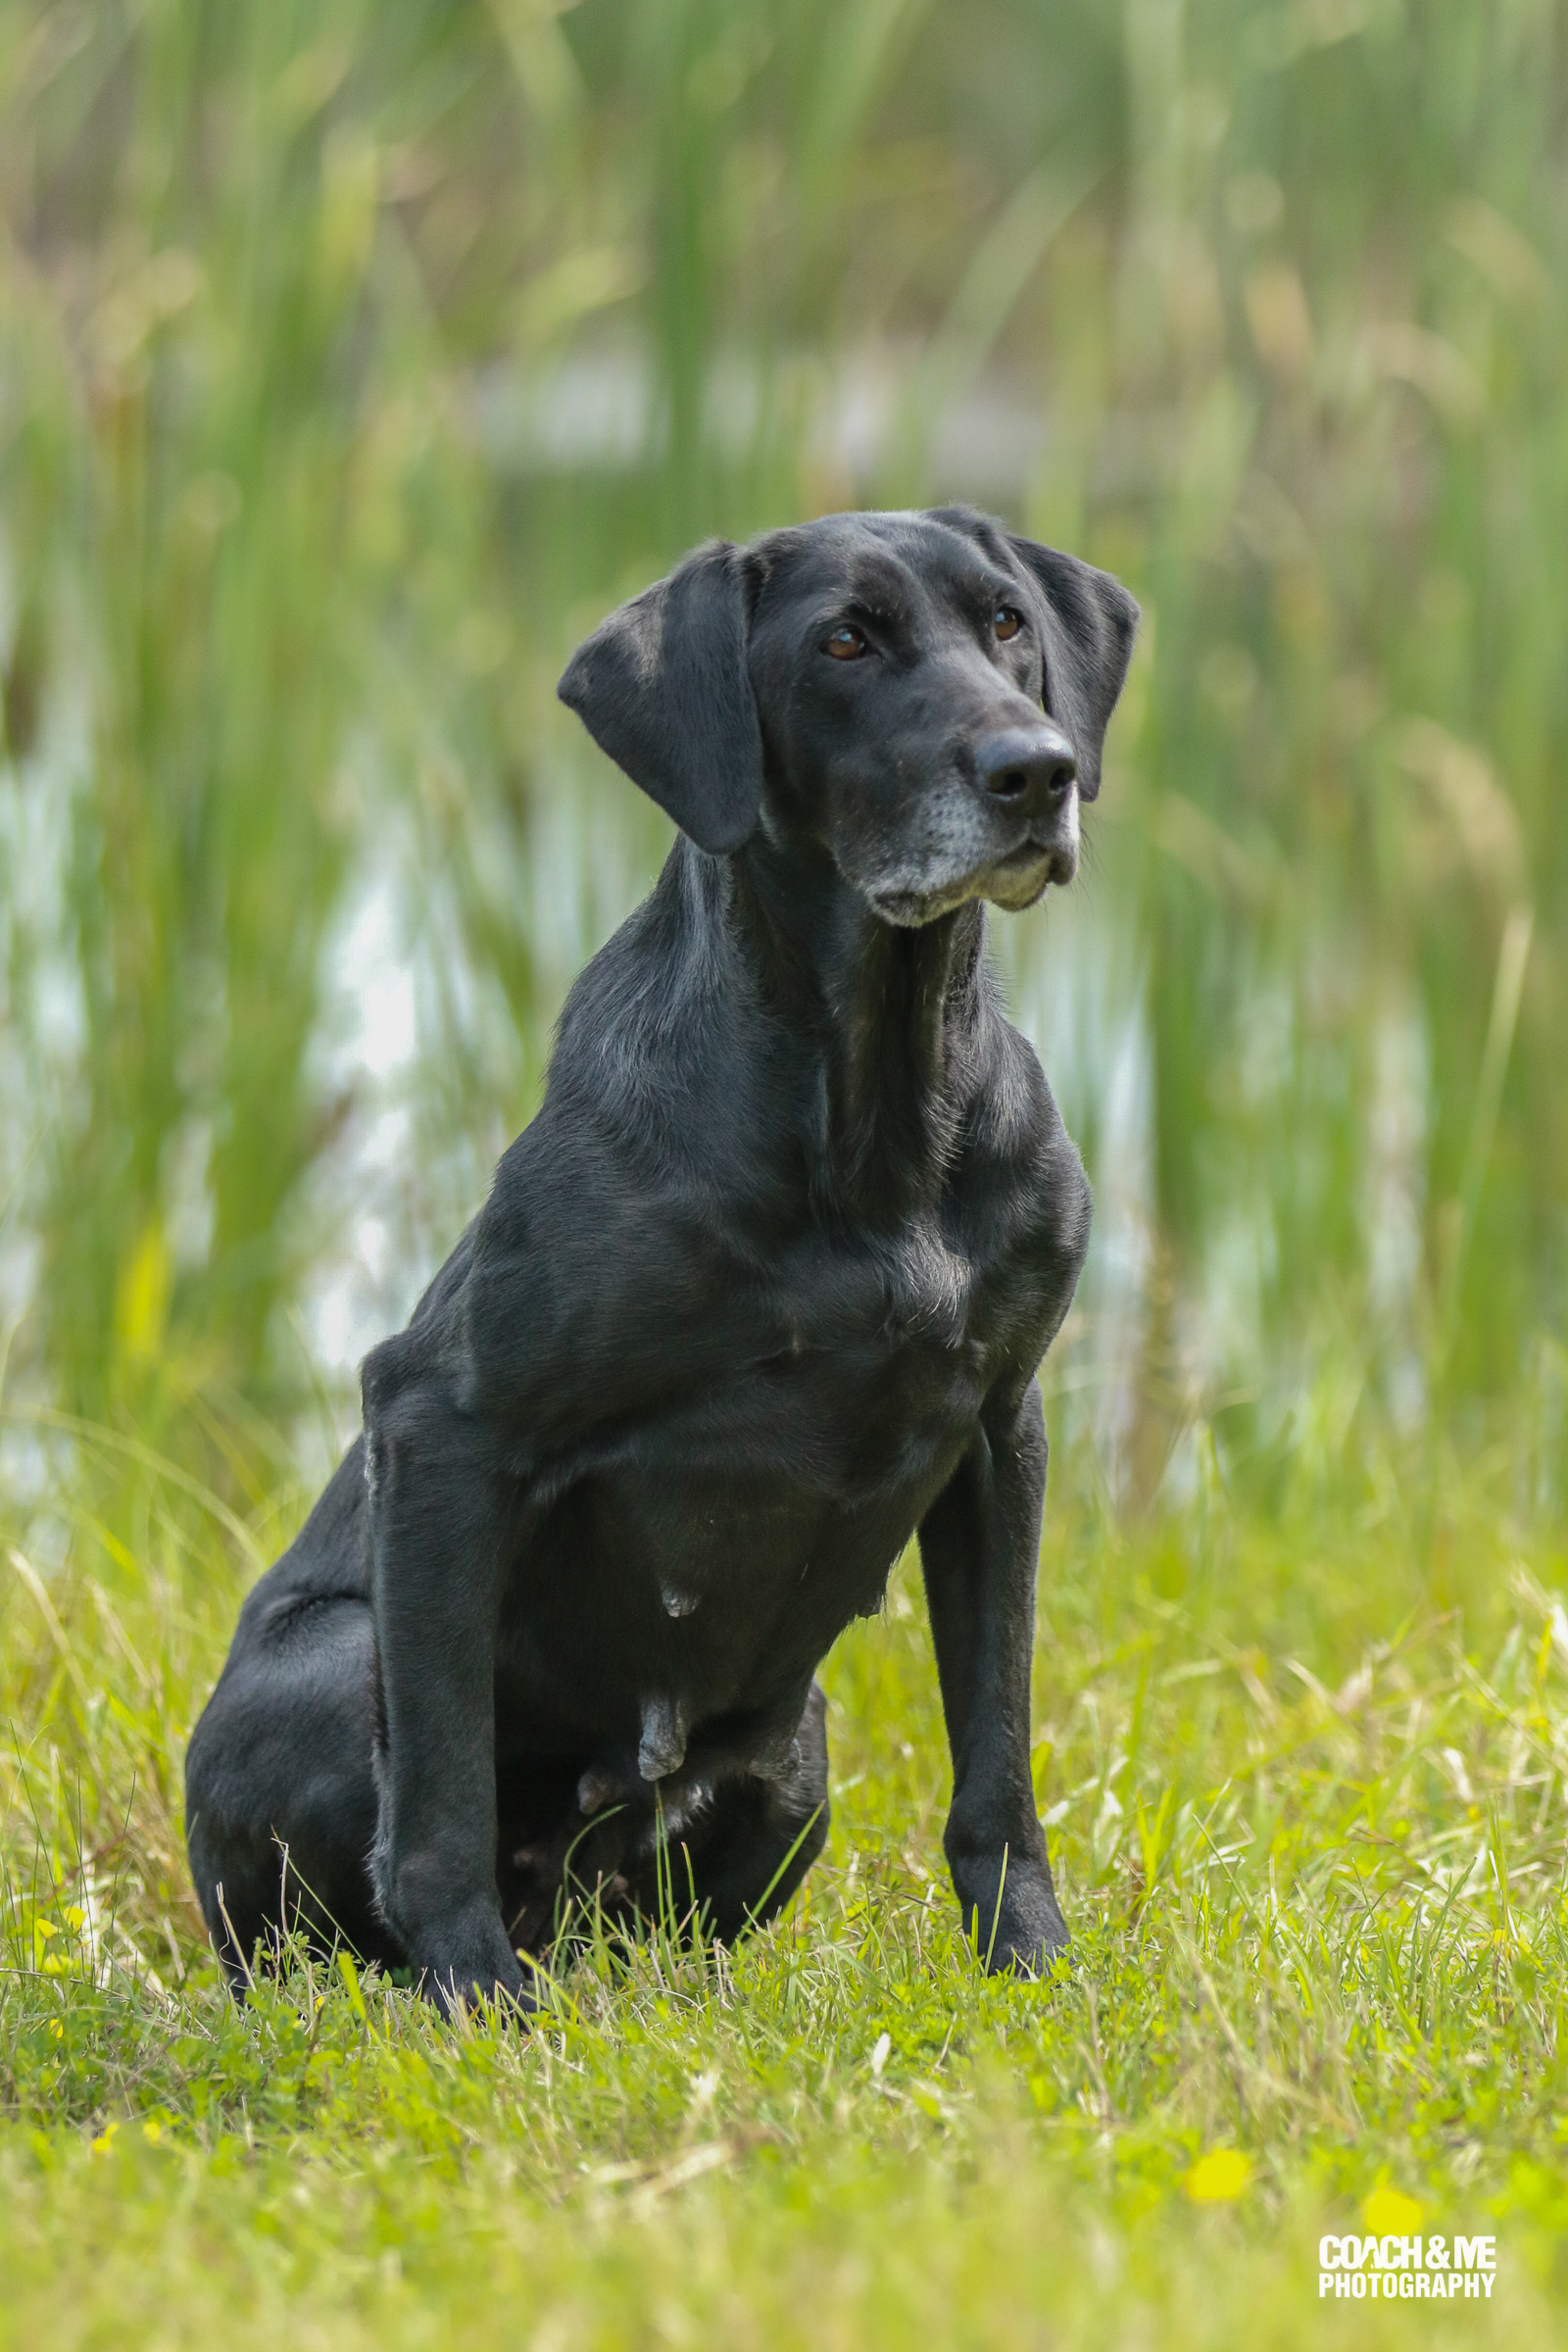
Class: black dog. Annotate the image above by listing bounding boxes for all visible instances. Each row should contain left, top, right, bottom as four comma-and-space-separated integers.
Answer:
185, 505, 1137, 2010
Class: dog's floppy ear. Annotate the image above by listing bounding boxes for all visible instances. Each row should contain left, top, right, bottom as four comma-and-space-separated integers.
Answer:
1006, 537, 1139, 803
557, 540, 763, 855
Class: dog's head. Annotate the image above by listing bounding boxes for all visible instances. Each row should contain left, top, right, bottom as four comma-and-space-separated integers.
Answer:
558, 507, 1138, 927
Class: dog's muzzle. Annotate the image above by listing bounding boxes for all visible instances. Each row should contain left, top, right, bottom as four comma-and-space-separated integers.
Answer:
972, 723, 1080, 899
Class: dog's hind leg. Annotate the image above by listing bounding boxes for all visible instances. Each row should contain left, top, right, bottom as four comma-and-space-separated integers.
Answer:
185, 1588, 403, 1990
658, 1682, 832, 1944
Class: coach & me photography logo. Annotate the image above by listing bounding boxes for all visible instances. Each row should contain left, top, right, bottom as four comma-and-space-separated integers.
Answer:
1320, 2185, 1497, 2303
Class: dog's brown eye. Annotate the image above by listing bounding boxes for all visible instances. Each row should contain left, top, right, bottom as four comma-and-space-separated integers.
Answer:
994, 606, 1022, 642
823, 624, 867, 661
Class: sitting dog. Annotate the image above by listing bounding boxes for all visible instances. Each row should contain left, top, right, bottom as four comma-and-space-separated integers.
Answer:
185, 505, 1137, 2010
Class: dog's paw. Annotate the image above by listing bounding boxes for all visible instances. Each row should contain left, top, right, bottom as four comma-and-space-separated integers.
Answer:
408, 1902, 537, 2021
951, 1852, 1070, 1978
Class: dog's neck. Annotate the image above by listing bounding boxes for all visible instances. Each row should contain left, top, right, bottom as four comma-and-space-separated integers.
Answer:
731, 837, 982, 1225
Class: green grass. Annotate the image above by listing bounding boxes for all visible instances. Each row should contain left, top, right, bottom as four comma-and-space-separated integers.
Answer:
5, 1422, 1568, 2346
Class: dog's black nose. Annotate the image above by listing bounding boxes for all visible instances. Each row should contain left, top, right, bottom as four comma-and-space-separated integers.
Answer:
974, 726, 1077, 808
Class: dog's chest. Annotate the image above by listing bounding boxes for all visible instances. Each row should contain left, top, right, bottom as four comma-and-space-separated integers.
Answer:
881, 1218, 975, 1344
620, 1220, 992, 1571
753, 1209, 990, 1440
504, 1174, 1059, 1741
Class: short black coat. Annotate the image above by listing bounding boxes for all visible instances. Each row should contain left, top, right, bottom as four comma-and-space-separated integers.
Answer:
185, 506, 1138, 2009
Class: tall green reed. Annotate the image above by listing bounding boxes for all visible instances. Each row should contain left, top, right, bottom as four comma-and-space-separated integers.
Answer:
0, 0, 1562, 1516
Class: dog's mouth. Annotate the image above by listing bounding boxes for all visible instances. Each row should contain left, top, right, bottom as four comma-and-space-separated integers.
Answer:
994, 836, 1071, 879
869, 835, 1076, 928
985, 834, 1077, 906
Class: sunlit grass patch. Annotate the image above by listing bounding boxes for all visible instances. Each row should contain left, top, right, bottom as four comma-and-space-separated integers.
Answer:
3, 1421, 1568, 2344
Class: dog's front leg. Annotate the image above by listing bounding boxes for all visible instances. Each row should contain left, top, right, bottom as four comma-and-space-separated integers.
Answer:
918, 1376, 1067, 1973
363, 1348, 525, 2015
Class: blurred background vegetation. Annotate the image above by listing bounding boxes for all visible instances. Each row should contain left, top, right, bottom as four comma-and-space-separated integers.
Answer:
0, 0, 1563, 1535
